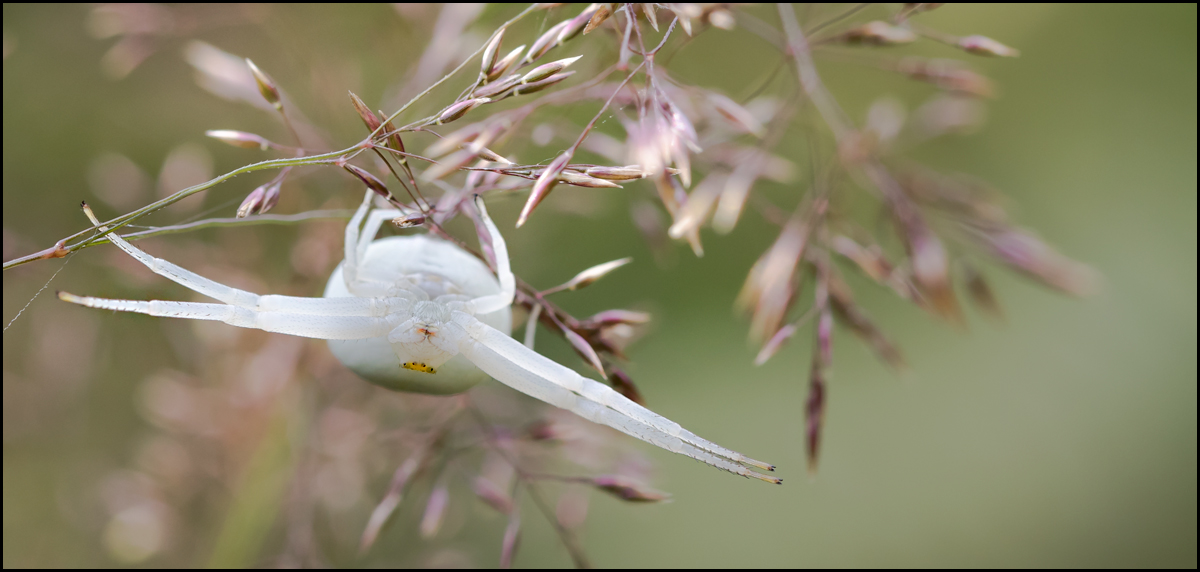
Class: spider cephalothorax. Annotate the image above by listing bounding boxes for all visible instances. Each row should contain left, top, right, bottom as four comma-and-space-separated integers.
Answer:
323, 225, 511, 393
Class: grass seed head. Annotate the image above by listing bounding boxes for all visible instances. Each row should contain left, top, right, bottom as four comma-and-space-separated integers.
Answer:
840, 21, 918, 45
524, 20, 569, 64
582, 4, 612, 35
244, 58, 281, 110
641, 3, 659, 31
557, 170, 622, 188
584, 165, 648, 181
205, 129, 270, 150
518, 151, 572, 227
520, 55, 582, 84
235, 184, 265, 218
474, 73, 522, 99
512, 71, 575, 96
958, 34, 1020, 57
706, 8, 735, 31
436, 97, 490, 125
486, 45, 526, 82
591, 475, 670, 502
348, 91, 381, 133
480, 29, 506, 78
343, 164, 389, 200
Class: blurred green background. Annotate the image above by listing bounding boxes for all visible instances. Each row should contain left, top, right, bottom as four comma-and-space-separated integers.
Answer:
4, 4, 1195, 568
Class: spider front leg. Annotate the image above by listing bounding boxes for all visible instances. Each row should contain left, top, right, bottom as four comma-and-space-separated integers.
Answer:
59, 202, 411, 339
59, 290, 404, 339
468, 195, 515, 315
447, 313, 780, 483
75, 202, 262, 308
342, 189, 408, 296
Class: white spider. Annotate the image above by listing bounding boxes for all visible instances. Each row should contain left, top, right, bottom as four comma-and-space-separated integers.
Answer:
59, 190, 779, 484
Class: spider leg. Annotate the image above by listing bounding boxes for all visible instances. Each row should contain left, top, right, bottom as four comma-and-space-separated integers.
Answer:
83, 204, 261, 308
356, 208, 405, 268
76, 202, 412, 317
58, 292, 402, 339
342, 189, 411, 297
342, 190, 373, 289
468, 196, 515, 315
449, 313, 779, 483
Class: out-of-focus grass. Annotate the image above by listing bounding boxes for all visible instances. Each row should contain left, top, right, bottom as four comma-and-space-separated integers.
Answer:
3, 4, 1195, 567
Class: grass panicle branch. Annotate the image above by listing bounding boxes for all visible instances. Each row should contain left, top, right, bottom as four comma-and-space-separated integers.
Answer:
4, 3, 1093, 567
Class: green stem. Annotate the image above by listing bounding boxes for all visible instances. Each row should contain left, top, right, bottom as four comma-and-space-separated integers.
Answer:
4, 151, 350, 271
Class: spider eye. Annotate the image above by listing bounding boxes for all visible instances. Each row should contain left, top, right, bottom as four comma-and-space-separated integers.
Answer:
402, 361, 437, 374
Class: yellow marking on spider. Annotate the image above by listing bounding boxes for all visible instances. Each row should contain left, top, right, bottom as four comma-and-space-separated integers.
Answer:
402, 361, 436, 374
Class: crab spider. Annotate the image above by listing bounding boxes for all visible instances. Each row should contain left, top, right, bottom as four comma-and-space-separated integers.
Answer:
59, 190, 779, 484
